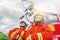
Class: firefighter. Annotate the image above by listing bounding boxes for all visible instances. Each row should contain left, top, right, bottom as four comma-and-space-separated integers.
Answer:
8, 21, 27, 40
23, 13, 53, 40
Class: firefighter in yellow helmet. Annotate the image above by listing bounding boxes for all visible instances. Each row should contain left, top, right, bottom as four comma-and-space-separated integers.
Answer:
23, 13, 53, 40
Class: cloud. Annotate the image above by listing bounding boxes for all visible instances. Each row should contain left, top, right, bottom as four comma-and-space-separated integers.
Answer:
1, 17, 15, 25
0, 25, 7, 29
0, 24, 19, 34
34, 0, 60, 13
0, 16, 3, 20
0, 0, 24, 34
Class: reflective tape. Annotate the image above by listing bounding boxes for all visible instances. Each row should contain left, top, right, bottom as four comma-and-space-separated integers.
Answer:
11, 30, 19, 38
26, 34, 31, 40
18, 31, 25, 40
37, 33, 43, 40
20, 31, 25, 37
49, 25, 55, 31
18, 36, 23, 40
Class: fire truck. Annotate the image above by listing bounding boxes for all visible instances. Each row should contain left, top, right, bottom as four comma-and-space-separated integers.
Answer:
44, 13, 60, 40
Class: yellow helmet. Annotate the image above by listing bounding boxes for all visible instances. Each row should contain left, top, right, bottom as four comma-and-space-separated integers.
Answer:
34, 13, 44, 22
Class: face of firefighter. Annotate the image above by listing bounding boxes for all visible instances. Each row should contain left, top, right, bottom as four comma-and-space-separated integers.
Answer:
34, 16, 43, 22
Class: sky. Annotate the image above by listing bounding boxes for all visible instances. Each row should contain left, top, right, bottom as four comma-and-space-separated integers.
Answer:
0, 0, 60, 34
